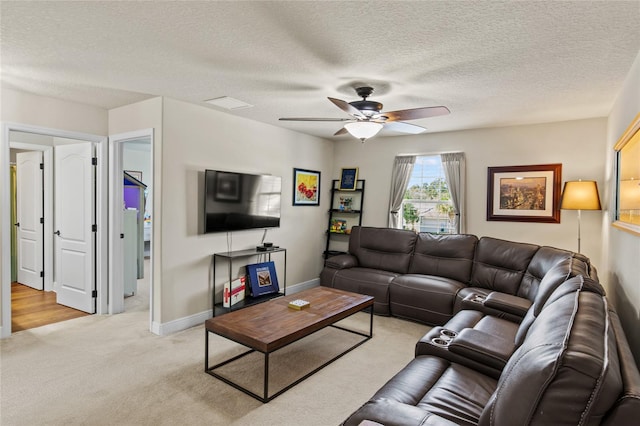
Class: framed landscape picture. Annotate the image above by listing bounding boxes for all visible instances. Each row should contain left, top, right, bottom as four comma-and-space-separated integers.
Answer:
246, 261, 279, 296
293, 168, 320, 206
487, 163, 562, 223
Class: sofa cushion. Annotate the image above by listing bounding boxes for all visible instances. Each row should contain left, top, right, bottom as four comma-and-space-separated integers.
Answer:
342, 356, 497, 426
470, 237, 540, 295
603, 309, 640, 425
518, 246, 573, 300
415, 313, 518, 379
390, 275, 467, 325
515, 274, 606, 346
479, 289, 622, 425
349, 226, 417, 274
408, 233, 478, 283
327, 267, 397, 315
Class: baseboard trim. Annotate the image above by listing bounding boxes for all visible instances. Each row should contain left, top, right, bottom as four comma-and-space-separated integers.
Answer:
150, 278, 320, 336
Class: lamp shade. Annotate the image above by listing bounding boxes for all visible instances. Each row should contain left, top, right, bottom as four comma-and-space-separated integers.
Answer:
560, 180, 602, 210
344, 122, 383, 141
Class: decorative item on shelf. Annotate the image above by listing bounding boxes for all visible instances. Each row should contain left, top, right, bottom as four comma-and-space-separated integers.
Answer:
293, 168, 321, 206
330, 219, 347, 233
560, 180, 602, 253
339, 196, 353, 211
246, 261, 279, 296
339, 167, 359, 190
223, 276, 246, 307
288, 299, 311, 310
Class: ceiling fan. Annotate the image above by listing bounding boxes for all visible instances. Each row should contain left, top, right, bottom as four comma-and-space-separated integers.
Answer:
279, 86, 450, 142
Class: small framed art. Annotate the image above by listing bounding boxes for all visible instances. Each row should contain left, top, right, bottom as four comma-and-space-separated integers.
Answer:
339, 167, 359, 190
487, 163, 562, 223
246, 261, 279, 296
293, 168, 320, 206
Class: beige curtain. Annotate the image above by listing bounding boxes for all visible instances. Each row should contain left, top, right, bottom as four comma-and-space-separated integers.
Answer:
441, 152, 466, 234
388, 156, 416, 228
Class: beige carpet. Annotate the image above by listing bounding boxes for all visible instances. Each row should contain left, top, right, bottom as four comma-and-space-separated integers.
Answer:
1, 267, 430, 426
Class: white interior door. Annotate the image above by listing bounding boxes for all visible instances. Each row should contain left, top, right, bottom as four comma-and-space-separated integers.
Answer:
54, 142, 95, 313
16, 151, 43, 290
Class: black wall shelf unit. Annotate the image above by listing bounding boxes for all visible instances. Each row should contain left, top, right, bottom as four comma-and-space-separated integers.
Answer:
324, 179, 365, 259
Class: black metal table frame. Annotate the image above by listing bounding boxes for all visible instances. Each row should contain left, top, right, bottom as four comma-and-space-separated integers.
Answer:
204, 306, 373, 403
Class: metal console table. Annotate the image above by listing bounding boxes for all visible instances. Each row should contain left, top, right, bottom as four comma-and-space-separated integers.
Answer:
212, 247, 286, 316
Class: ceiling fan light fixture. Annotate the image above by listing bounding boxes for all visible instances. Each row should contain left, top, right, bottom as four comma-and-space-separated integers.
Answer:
344, 121, 383, 142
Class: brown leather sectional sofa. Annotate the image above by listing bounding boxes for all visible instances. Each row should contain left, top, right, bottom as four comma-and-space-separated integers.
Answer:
319, 226, 640, 425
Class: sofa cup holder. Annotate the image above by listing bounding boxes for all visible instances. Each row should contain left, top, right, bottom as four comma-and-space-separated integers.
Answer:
431, 337, 450, 347
440, 329, 458, 339
431, 329, 459, 347
471, 295, 486, 303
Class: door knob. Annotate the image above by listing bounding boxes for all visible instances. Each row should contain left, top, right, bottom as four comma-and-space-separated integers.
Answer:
54, 230, 61, 236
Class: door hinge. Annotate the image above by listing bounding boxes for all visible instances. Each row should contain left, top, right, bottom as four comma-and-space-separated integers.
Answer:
39, 163, 44, 170
40, 271, 44, 278
120, 233, 125, 239
92, 290, 97, 298
91, 157, 97, 166
40, 217, 44, 224
92, 224, 97, 232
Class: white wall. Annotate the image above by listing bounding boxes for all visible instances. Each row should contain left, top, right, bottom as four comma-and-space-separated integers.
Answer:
333, 118, 607, 273
1, 88, 108, 135
606, 50, 640, 362
1, 88, 108, 334
155, 98, 333, 324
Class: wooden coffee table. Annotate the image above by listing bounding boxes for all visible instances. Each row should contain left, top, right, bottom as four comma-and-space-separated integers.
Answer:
204, 286, 374, 402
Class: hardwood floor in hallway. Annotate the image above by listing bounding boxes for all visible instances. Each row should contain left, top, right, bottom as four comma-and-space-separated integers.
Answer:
11, 282, 89, 332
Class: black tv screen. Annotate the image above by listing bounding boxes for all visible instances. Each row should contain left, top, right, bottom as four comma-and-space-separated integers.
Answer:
203, 170, 282, 233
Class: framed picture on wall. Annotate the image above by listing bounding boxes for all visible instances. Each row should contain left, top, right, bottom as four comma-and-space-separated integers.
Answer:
339, 167, 359, 190
487, 163, 562, 223
613, 113, 640, 236
293, 168, 320, 206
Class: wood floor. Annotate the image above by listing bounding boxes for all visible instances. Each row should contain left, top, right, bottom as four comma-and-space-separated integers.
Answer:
11, 282, 89, 332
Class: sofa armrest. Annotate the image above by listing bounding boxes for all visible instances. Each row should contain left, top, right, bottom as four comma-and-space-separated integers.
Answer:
484, 292, 531, 317
448, 328, 514, 370
324, 254, 358, 269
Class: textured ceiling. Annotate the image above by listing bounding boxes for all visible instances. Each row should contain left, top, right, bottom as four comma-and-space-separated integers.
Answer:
1, 1, 639, 139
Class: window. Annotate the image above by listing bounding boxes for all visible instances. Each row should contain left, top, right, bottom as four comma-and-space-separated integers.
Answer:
400, 155, 455, 234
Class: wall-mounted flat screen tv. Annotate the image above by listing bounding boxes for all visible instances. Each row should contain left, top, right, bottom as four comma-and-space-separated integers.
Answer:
203, 170, 282, 233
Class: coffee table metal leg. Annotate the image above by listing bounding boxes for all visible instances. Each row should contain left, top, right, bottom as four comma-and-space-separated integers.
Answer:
205, 329, 209, 371
264, 352, 269, 401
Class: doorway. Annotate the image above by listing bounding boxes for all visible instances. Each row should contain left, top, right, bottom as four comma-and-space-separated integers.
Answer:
7, 131, 98, 330
1, 123, 108, 337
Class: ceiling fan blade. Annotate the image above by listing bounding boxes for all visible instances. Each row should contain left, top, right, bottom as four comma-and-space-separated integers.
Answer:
279, 117, 352, 122
384, 121, 427, 135
328, 97, 366, 119
334, 127, 349, 136
382, 106, 450, 122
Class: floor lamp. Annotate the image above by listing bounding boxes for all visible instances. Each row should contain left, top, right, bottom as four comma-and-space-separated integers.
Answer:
560, 180, 601, 253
